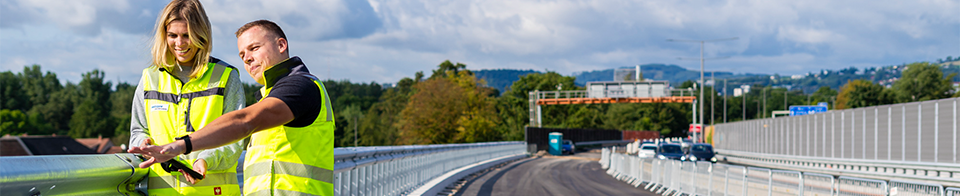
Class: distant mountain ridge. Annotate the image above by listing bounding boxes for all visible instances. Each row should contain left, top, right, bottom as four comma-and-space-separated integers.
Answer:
472, 64, 760, 94
571, 64, 763, 86
473, 60, 960, 95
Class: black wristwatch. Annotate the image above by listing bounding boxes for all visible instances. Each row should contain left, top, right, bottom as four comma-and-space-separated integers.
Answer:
175, 135, 193, 155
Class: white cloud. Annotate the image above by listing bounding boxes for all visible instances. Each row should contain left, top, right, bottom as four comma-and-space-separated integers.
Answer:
16, 0, 129, 27
776, 26, 838, 45
1, 0, 958, 85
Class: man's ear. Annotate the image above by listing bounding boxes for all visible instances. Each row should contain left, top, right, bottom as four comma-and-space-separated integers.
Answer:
276, 37, 288, 55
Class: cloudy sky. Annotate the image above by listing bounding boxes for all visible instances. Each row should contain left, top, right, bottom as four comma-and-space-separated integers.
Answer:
1, 0, 958, 85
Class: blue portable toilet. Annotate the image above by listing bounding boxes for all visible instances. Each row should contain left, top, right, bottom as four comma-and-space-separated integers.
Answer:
548, 132, 563, 156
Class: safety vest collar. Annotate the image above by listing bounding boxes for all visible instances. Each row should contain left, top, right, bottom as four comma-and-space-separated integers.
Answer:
262, 56, 309, 89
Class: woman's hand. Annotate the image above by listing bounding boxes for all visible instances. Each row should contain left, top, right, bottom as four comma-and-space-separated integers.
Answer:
183, 159, 207, 184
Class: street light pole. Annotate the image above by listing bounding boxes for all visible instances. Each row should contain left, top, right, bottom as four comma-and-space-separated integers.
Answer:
668, 37, 737, 143
723, 79, 727, 123
354, 116, 358, 147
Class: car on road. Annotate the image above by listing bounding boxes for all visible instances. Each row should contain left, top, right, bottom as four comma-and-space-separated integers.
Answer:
562, 140, 575, 155
637, 144, 658, 158
656, 143, 684, 160
680, 138, 693, 148
683, 143, 717, 163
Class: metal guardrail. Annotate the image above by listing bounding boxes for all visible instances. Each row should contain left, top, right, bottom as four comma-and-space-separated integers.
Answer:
576, 140, 632, 146
838, 176, 888, 196
1, 142, 525, 196
772, 170, 803, 195
718, 149, 960, 187
747, 167, 772, 196
947, 187, 960, 196
601, 147, 960, 196
890, 180, 943, 196
695, 161, 711, 196
805, 172, 836, 196
333, 141, 526, 196
0, 154, 148, 196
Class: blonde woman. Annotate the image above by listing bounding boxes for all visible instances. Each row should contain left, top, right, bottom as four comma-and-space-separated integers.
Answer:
129, 0, 244, 195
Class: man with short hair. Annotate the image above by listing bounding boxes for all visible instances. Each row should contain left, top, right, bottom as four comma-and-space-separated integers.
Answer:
130, 19, 335, 196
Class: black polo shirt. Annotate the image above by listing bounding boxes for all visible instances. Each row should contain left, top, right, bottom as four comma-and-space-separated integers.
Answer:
256, 56, 324, 127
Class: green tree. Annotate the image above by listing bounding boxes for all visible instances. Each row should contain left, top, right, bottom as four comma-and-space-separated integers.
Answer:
398, 61, 499, 144
31, 82, 80, 133
892, 62, 956, 103
398, 77, 465, 144
68, 70, 115, 138
1, 71, 27, 111
356, 84, 411, 146
810, 86, 838, 106
494, 94, 526, 141
496, 71, 578, 140
0, 65, 72, 135
1, 109, 32, 135
835, 80, 893, 109
429, 60, 469, 79
563, 104, 605, 129
242, 82, 263, 106
21, 65, 63, 110
110, 82, 136, 144
338, 104, 364, 147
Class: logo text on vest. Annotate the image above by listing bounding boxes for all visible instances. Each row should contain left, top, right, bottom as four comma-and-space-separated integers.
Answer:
150, 104, 168, 111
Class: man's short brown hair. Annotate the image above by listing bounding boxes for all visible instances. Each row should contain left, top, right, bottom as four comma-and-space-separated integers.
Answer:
235, 19, 287, 39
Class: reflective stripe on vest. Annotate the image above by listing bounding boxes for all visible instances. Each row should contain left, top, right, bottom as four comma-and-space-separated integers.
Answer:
148, 172, 239, 189
244, 75, 334, 196
141, 59, 240, 195
245, 189, 322, 196
243, 161, 334, 184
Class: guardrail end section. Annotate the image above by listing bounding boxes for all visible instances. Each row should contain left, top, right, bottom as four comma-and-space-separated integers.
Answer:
115, 153, 149, 195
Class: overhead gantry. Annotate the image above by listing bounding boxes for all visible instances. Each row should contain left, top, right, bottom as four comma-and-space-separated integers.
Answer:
528, 81, 696, 127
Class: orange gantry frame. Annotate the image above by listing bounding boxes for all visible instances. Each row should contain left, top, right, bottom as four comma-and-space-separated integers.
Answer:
536, 96, 696, 105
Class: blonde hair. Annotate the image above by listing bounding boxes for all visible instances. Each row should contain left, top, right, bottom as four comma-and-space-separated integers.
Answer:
150, 0, 212, 79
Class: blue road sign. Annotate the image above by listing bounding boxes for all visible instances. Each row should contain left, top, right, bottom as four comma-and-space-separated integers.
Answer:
789, 105, 828, 116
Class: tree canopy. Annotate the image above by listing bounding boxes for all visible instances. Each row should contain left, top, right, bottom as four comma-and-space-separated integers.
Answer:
3, 59, 957, 147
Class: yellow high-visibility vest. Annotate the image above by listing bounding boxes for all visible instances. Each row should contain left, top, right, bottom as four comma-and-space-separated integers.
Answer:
243, 57, 334, 196
141, 58, 241, 196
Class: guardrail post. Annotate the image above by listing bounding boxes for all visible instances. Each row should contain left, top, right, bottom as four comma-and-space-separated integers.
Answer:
724, 165, 729, 196
798, 172, 803, 196
639, 156, 645, 186
767, 169, 772, 196
707, 162, 713, 196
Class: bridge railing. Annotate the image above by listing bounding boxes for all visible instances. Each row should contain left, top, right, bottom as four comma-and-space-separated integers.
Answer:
601, 147, 960, 196
1, 142, 526, 196
333, 141, 527, 196
718, 149, 960, 188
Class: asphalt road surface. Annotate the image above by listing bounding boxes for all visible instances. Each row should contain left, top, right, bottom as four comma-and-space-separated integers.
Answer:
454, 152, 658, 196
